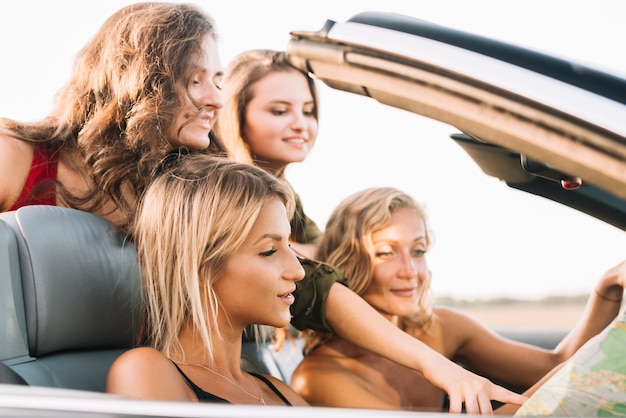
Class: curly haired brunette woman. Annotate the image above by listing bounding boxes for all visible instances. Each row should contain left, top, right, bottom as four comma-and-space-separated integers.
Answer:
0, 2, 224, 233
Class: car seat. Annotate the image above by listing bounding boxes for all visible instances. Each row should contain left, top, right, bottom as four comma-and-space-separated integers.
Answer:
0, 206, 142, 392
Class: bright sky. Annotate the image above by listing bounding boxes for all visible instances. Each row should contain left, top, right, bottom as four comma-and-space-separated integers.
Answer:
2, 1, 626, 299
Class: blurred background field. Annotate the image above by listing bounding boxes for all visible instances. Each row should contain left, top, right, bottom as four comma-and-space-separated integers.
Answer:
438, 295, 590, 328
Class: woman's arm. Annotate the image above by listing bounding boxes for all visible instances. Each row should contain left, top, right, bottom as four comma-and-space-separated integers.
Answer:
551, 260, 624, 360
324, 282, 528, 414
408, 262, 624, 392
435, 306, 558, 390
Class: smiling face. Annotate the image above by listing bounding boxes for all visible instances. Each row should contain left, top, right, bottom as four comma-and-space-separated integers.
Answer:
215, 197, 305, 329
167, 35, 224, 150
242, 70, 318, 174
361, 206, 430, 319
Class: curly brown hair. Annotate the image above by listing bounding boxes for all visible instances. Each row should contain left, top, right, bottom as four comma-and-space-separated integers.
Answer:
0, 3, 220, 233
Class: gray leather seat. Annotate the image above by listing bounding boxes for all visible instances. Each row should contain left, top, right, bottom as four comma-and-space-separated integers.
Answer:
0, 206, 142, 392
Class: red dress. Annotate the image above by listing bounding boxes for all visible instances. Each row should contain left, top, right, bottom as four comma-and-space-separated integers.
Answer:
8, 144, 59, 210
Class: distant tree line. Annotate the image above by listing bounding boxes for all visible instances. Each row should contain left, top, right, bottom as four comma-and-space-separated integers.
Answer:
437, 293, 588, 307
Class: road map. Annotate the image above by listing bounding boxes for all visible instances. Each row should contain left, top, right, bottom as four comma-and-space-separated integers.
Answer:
515, 313, 626, 416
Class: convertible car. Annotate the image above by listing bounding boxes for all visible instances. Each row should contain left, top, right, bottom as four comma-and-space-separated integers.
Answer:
1, 10, 625, 417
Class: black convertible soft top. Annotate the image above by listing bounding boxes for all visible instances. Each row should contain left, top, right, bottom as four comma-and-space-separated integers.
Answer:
348, 11, 626, 104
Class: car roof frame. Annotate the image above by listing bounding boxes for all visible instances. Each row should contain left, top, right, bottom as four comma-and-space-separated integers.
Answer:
287, 12, 626, 202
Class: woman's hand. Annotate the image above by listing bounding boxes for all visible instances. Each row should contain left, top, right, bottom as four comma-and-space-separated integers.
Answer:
422, 352, 528, 414
594, 260, 626, 303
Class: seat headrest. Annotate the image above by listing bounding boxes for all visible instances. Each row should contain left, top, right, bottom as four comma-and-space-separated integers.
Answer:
0, 206, 142, 357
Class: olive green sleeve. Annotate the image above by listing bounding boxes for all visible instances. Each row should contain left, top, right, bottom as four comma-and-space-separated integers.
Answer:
290, 258, 349, 332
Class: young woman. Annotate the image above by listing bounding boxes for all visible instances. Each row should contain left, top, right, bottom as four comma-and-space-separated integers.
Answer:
106, 152, 307, 405
0, 2, 225, 234
291, 186, 626, 411
214, 49, 320, 258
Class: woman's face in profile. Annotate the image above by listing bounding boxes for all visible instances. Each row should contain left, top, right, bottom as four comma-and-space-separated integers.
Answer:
168, 35, 224, 150
215, 197, 305, 329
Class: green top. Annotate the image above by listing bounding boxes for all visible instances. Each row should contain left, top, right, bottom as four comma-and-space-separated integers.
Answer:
288, 188, 347, 333
291, 258, 348, 332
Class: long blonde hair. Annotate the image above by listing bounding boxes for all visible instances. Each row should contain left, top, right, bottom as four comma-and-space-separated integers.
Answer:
133, 151, 295, 362
0, 3, 219, 233
214, 49, 319, 178
304, 187, 435, 354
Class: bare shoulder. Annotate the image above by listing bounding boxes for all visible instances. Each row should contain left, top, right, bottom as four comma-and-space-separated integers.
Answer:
291, 348, 360, 401
107, 347, 168, 384
0, 133, 34, 164
291, 348, 396, 409
433, 305, 484, 327
0, 134, 34, 211
109, 346, 168, 371
106, 347, 191, 401
292, 347, 347, 382
432, 305, 499, 347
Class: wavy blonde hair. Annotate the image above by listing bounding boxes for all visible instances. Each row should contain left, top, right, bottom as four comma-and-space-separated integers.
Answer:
304, 187, 435, 354
214, 49, 319, 178
0, 3, 220, 233
133, 151, 295, 362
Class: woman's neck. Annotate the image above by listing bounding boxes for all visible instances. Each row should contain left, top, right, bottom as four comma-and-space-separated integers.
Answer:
175, 323, 244, 377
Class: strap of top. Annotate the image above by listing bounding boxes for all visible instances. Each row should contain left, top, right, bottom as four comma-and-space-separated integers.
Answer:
9, 143, 59, 210
171, 362, 292, 406
171, 362, 229, 403
249, 372, 292, 406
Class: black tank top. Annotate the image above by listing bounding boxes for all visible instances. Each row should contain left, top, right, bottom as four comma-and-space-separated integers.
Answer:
173, 363, 292, 405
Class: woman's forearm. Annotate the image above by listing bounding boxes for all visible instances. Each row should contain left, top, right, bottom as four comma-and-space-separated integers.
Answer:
324, 282, 527, 413
326, 281, 433, 370
554, 261, 625, 361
